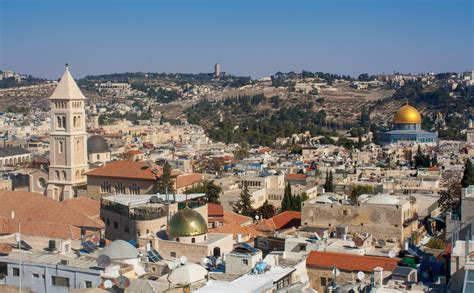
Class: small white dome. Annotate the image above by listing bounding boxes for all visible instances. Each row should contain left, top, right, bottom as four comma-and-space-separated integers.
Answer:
99, 240, 139, 260
365, 194, 400, 205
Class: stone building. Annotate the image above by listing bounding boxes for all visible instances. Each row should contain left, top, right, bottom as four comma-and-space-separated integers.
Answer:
378, 103, 438, 145
144, 204, 233, 264
0, 147, 31, 169
46, 65, 88, 201
87, 135, 110, 165
100, 193, 207, 242
306, 251, 399, 293
301, 193, 418, 243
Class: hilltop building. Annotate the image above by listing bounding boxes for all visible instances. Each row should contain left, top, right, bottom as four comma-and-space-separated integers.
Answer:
378, 103, 438, 145
47, 65, 89, 200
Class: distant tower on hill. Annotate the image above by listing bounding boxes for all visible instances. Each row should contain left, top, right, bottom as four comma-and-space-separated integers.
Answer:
467, 119, 474, 145
214, 63, 221, 80
46, 64, 88, 201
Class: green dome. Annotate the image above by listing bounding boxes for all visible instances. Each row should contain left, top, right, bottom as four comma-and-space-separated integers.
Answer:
166, 207, 208, 237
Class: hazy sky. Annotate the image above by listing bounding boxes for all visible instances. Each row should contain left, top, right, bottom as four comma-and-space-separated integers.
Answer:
1, 0, 473, 79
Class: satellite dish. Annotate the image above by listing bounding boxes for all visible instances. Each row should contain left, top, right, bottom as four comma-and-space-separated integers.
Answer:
96, 255, 112, 268
180, 255, 188, 265
103, 280, 113, 289
357, 271, 366, 281
388, 250, 397, 258
378, 239, 386, 248
149, 195, 159, 203
114, 276, 130, 289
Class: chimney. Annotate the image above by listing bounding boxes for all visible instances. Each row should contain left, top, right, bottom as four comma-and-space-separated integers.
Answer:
373, 267, 383, 288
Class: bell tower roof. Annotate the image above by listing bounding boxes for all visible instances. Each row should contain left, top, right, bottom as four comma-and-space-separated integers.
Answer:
49, 65, 86, 100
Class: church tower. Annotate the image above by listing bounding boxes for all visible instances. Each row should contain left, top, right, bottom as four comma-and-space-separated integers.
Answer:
46, 65, 88, 201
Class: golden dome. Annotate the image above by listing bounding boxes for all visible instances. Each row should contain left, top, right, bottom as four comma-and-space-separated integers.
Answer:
166, 206, 208, 237
393, 104, 421, 124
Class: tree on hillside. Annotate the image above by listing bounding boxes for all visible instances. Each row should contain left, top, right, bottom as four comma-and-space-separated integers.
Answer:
233, 184, 254, 217
350, 185, 373, 202
187, 180, 222, 204
155, 162, 175, 194
256, 200, 276, 219
281, 183, 293, 212
324, 170, 334, 192
462, 159, 474, 188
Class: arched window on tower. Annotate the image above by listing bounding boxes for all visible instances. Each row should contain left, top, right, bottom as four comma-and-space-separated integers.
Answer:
62, 171, 67, 180
55, 170, 60, 180
57, 116, 62, 128
62, 116, 66, 129
58, 141, 63, 153
73, 116, 77, 127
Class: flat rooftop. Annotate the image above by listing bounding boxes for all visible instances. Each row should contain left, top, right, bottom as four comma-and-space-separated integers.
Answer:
103, 193, 206, 206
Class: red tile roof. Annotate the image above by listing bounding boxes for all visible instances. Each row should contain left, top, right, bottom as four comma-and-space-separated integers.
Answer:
208, 203, 224, 217
210, 223, 263, 240
223, 210, 252, 226
286, 174, 308, 180
86, 160, 162, 180
62, 196, 101, 219
176, 173, 203, 189
306, 251, 398, 272
256, 211, 301, 232
0, 191, 104, 240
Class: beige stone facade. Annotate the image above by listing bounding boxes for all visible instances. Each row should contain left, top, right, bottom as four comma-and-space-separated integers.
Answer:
46, 67, 88, 201
87, 176, 155, 200
301, 194, 418, 243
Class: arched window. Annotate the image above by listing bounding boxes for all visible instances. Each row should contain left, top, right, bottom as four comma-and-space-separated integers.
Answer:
55, 170, 60, 180
62, 116, 66, 129
62, 171, 67, 180
191, 237, 196, 243
213, 247, 221, 257
101, 181, 111, 193
176, 237, 180, 242
57, 116, 62, 128
73, 116, 77, 127
129, 183, 140, 195
116, 182, 125, 193
58, 141, 63, 153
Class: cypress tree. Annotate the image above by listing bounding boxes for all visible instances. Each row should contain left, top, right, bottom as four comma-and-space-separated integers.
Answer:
233, 184, 254, 216
461, 159, 474, 188
281, 183, 293, 212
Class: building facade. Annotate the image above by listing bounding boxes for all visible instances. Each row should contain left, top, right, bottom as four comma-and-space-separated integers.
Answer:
46, 65, 88, 201
378, 103, 438, 145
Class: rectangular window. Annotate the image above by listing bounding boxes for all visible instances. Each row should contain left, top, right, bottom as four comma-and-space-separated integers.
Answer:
114, 221, 118, 229
320, 277, 326, 286
12, 267, 19, 276
124, 225, 130, 233
85, 281, 92, 288
106, 218, 110, 226
242, 259, 248, 265
52, 276, 70, 287
33, 273, 40, 278
0, 262, 8, 277
170, 252, 176, 257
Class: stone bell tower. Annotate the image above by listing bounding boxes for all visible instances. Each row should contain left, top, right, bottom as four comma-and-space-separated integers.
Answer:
46, 64, 88, 201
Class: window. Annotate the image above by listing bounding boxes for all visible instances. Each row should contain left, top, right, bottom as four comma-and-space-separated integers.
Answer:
101, 181, 111, 193
58, 141, 63, 153
62, 171, 67, 180
33, 273, 44, 279
170, 252, 176, 257
124, 225, 130, 234
106, 218, 110, 226
191, 237, 195, 243
321, 277, 327, 286
97, 154, 100, 160
55, 170, 60, 180
113, 221, 118, 229
343, 210, 348, 216
12, 267, 19, 276
116, 182, 126, 194
176, 237, 180, 242
0, 262, 8, 277
52, 276, 70, 287
242, 259, 248, 265
129, 183, 140, 195
85, 281, 92, 288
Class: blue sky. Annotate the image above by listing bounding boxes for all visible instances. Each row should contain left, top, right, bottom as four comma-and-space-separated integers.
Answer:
1, 0, 473, 79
